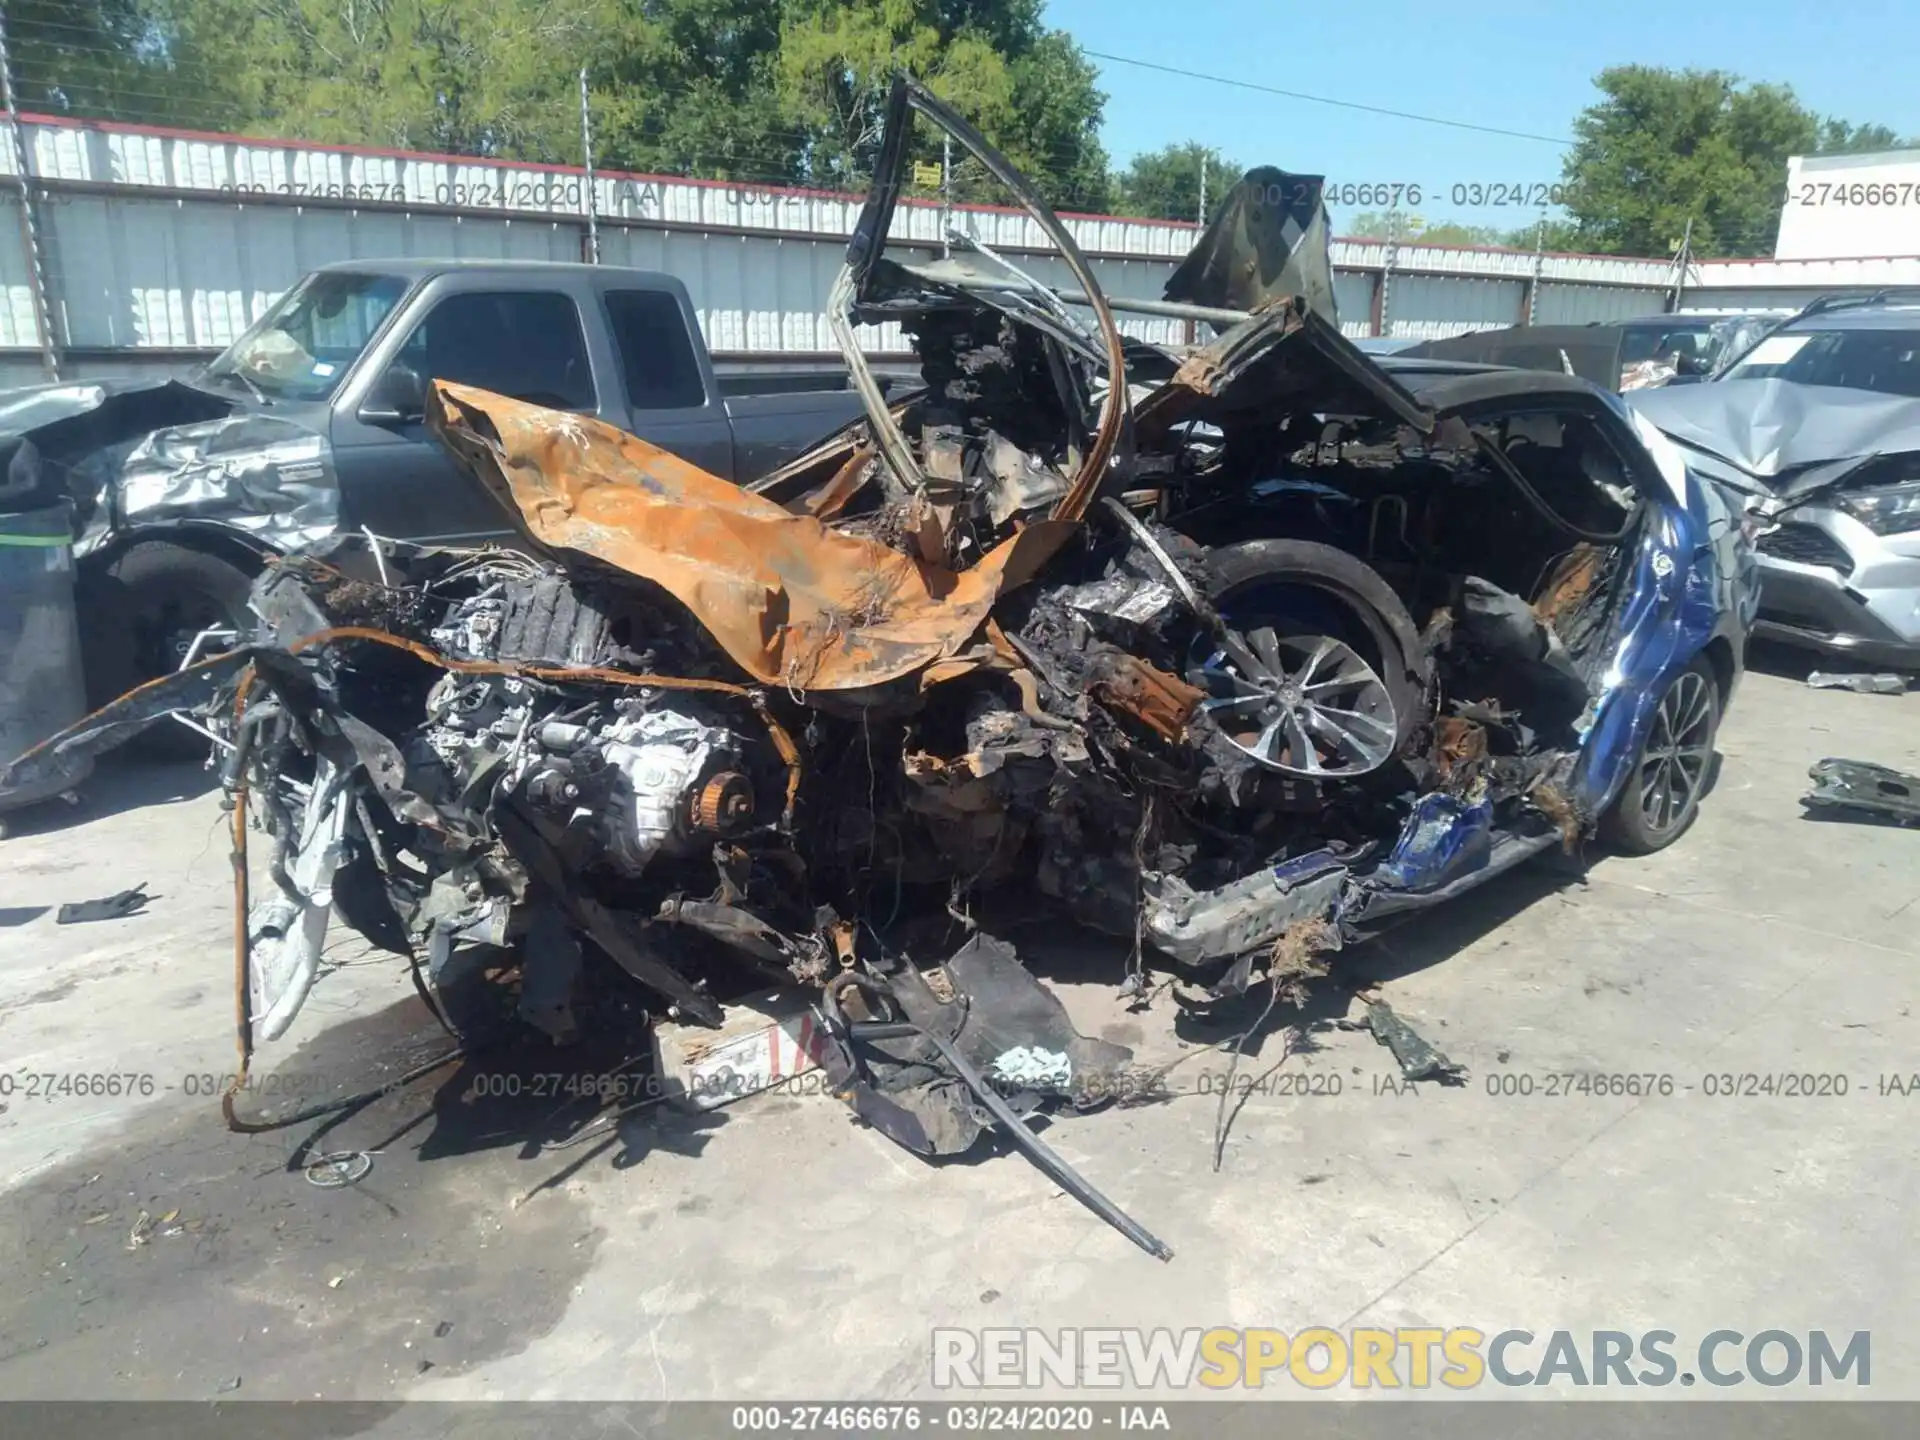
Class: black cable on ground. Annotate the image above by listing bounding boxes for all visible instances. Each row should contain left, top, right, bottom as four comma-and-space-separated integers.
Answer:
224, 1044, 468, 1136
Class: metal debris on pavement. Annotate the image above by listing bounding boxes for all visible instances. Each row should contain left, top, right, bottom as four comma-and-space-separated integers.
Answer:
304, 1151, 376, 1188
1808, 672, 1908, 694
1366, 999, 1467, 1083
1802, 758, 1920, 825
56, 884, 151, 924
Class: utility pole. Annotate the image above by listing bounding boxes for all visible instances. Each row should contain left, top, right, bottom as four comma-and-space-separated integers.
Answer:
1671, 217, 1693, 313
0, 9, 57, 379
1197, 152, 1208, 227
578, 67, 600, 265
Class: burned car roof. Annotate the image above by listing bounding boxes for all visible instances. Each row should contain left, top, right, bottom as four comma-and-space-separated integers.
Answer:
1631, 377, 1920, 487
1391, 364, 1624, 414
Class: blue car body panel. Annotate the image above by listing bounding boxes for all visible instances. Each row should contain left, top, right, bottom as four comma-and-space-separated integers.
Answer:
1375, 792, 1496, 893
1247, 382, 1758, 935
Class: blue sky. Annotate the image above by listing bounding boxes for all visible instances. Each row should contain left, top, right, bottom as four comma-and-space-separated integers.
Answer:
1048, 0, 1920, 229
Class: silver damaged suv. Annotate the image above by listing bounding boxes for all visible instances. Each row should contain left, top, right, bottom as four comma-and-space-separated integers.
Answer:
1630, 294, 1920, 668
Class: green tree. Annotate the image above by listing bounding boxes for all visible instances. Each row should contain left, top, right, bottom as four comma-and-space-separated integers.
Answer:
1114, 142, 1238, 222
583, 0, 799, 180
6, 1, 191, 122
909, 1, 1109, 209
1502, 218, 1586, 252
1558, 66, 1913, 258
115, 0, 1108, 205
775, 0, 1107, 206
777, 0, 1012, 190
1002, 29, 1110, 212
132, 0, 598, 156
1815, 120, 1916, 156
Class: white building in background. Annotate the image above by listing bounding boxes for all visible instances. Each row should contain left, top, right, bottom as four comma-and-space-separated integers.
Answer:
1776, 149, 1920, 259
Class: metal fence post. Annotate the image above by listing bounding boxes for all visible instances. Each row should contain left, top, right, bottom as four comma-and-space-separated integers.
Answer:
1525, 215, 1545, 324
1671, 218, 1693, 312
0, 10, 58, 379
578, 67, 600, 265
1377, 214, 1398, 339
940, 132, 952, 258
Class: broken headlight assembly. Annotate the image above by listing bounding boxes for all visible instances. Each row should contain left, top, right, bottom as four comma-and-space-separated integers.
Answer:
1837, 474, 1920, 535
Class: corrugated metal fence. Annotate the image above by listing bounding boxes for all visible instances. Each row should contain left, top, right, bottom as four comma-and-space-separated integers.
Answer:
3, 112, 1905, 385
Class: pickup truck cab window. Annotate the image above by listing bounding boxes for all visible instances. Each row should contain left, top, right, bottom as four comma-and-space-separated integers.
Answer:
388, 291, 597, 410
205, 271, 408, 401
603, 289, 708, 409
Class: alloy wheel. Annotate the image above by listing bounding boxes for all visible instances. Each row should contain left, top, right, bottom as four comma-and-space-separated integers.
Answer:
1638, 669, 1714, 835
1191, 627, 1398, 777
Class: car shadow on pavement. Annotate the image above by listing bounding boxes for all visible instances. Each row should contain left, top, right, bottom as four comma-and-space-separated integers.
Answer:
1744, 638, 1818, 682
1745, 636, 1917, 683
1345, 857, 1588, 992
1799, 807, 1920, 831
262, 947, 737, 1203
251, 845, 1589, 1192
0, 753, 216, 839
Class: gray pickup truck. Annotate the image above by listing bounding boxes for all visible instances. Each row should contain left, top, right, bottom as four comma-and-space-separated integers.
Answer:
0, 259, 873, 711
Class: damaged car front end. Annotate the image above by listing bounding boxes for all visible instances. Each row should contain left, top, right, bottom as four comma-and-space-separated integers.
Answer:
1, 78, 1757, 1258
1630, 301, 1920, 669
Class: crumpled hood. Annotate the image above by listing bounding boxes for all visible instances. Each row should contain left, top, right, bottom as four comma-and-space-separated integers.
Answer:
0, 377, 229, 449
108, 412, 339, 549
0, 377, 160, 439
1629, 379, 1920, 495
0, 376, 339, 552
427, 381, 1072, 693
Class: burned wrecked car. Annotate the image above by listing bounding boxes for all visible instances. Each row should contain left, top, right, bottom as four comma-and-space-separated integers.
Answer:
1, 80, 1755, 1256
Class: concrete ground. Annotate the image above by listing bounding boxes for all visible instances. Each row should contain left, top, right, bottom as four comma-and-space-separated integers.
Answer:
1, 659, 1916, 1403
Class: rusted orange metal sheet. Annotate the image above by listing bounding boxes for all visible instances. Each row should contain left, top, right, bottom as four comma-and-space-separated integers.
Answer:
429, 383, 1070, 693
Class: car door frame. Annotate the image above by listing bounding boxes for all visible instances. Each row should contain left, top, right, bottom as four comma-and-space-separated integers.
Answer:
586, 272, 738, 480
329, 269, 628, 544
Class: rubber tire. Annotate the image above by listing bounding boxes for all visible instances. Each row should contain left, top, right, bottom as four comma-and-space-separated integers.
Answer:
1599, 655, 1721, 855
1202, 538, 1428, 759
75, 569, 138, 714
99, 540, 258, 760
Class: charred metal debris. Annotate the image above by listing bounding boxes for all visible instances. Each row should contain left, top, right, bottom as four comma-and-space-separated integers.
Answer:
2, 79, 1655, 1257
1802, 759, 1920, 826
